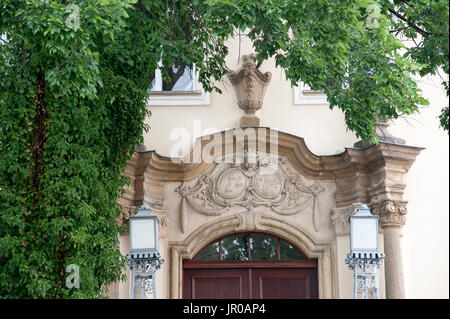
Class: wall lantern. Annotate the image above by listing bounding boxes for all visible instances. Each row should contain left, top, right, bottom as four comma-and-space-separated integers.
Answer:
126, 205, 164, 299
345, 204, 384, 299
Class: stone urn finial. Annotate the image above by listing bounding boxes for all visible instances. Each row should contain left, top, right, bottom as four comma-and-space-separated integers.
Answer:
354, 117, 406, 148
227, 54, 272, 127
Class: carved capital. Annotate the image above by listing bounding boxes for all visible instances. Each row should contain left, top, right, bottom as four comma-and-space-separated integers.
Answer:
331, 203, 361, 236
116, 204, 169, 239
370, 200, 408, 228
116, 204, 139, 227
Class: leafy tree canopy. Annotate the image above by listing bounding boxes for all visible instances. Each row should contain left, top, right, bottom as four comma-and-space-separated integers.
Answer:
380, 0, 449, 131
0, 0, 447, 298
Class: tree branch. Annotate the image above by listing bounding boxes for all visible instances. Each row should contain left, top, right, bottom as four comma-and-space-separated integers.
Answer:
388, 8, 431, 37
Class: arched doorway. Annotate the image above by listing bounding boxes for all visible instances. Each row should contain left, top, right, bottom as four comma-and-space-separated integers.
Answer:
183, 232, 318, 299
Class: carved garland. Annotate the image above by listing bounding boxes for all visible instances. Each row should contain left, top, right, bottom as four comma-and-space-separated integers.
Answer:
176, 151, 324, 233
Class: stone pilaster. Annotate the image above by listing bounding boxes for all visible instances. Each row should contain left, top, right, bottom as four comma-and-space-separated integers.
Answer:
330, 142, 423, 299
371, 200, 408, 299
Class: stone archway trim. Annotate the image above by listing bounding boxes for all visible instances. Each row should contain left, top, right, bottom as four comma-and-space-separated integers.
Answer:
168, 212, 335, 299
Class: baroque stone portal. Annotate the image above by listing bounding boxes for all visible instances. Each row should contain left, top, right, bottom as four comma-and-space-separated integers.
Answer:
118, 128, 423, 299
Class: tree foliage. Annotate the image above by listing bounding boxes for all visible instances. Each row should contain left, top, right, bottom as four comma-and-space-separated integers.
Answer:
380, 0, 449, 132
0, 0, 446, 298
0, 0, 149, 298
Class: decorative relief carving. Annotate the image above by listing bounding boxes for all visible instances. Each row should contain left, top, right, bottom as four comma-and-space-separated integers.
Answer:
235, 211, 262, 231
159, 216, 169, 228
331, 200, 408, 235
370, 200, 408, 227
176, 150, 324, 233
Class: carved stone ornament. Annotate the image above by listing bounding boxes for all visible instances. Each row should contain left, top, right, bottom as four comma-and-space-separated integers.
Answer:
116, 204, 169, 238
227, 54, 272, 127
116, 204, 138, 227
370, 200, 408, 228
176, 150, 324, 233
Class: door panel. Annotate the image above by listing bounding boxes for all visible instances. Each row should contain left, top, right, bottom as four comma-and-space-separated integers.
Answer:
252, 268, 318, 299
183, 263, 318, 299
183, 268, 250, 299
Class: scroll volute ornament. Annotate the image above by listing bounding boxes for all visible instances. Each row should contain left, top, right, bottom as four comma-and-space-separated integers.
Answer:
227, 54, 272, 127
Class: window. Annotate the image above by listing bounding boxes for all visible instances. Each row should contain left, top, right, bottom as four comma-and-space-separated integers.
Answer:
147, 61, 210, 106
193, 233, 308, 261
293, 82, 328, 105
150, 62, 196, 92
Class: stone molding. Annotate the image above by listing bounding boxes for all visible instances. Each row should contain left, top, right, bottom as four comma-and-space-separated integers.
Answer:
332, 143, 424, 208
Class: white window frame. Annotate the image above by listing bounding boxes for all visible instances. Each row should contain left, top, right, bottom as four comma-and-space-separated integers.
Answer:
147, 63, 210, 106
293, 82, 329, 105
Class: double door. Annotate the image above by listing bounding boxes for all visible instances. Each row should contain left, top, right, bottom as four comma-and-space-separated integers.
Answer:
183, 261, 318, 299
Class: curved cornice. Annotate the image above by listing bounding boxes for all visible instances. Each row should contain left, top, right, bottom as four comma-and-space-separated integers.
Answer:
118, 128, 424, 227
139, 128, 344, 181
135, 127, 424, 183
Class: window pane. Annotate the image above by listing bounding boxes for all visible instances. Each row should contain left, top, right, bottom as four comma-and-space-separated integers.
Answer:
168, 64, 194, 91
149, 72, 156, 91
221, 234, 249, 261
194, 241, 219, 261
250, 234, 278, 260
149, 63, 195, 92
279, 240, 307, 260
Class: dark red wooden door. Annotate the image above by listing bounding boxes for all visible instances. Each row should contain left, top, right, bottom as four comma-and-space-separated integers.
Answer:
252, 267, 318, 299
183, 267, 249, 299
183, 261, 318, 299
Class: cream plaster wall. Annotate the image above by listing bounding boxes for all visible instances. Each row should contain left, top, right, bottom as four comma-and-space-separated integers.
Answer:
389, 77, 449, 299
142, 35, 449, 299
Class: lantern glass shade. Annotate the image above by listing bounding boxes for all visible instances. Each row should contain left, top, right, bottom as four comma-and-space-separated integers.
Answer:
130, 218, 157, 251
349, 205, 379, 253
350, 218, 378, 251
